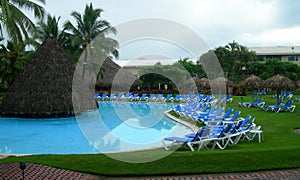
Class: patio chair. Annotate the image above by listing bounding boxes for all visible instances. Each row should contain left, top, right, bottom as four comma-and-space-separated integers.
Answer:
231, 117, 257, 144
240, 97, 264, 108
226, 95, 233, 103
147, 94, 155, 101
162, 126, 210, 151
164, 94, 173, 102
180, 94, 189, 102
172, 94, 181, 102
108, 93, 116, 100
192, 105, 216, 121
100, 93, 108, 100
205, 109, 238, 125
155, 94, 164, 102
253, 90, 258, 95
260, 89, 267, 95
94, 93, 100, 99
276, 100, 295, 113
139, 93, 148, 101
180, 103, 205, 117
131, 93, 139, 101
200, 107, 225, 123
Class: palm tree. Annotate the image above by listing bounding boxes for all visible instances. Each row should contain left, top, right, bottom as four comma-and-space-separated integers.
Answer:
35, 14, 61, 44
61, 2, 118, 82
0, 0, 45, 46
62, 3, 118, 63
0, 40, 32, 88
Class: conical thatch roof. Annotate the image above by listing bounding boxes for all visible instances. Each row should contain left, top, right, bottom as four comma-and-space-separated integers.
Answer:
0, 38, 96, 117
263, 74, 295, 106
96, 58, 139, 90
263, 74, 295, 90
240, 74, 263, 90
296, 80, 300, 88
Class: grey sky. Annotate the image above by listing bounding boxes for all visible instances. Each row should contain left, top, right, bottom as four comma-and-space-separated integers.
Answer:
41, 0, 300, 59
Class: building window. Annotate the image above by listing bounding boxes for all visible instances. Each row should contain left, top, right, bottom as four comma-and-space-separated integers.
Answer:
288, 55, 298, 61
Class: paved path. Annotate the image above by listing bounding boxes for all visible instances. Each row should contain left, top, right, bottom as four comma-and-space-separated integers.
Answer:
0, 162, 299, 180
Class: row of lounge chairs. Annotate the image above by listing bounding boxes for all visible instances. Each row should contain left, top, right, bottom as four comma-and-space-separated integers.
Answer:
272, 91, 293, 100
162, 114, 261, 151
163, 94, 263, 151
238, 97, 296, 113
239, 97, 265, 108
94, 92, 233, 104
253, 89, 267, 95
260, 100, 296, 113
95, 92, 195, 102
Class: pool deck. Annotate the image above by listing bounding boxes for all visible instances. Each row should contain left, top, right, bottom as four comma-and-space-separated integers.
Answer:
0, 162, 299, 179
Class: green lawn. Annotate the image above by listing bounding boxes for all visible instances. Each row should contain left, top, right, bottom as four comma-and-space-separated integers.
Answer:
0, 95, 300, 176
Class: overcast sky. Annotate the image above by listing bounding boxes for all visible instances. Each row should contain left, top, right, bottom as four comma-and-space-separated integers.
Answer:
41, 0, 300, 60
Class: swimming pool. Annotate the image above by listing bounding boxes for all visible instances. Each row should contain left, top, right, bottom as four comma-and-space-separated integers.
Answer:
0, 101, 192, 154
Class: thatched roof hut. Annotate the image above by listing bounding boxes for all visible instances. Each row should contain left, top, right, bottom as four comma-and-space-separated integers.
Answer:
240, 74, 263, 102
263, 74, 295, 106
96, 58, 140, 90
0, 38, 96, 117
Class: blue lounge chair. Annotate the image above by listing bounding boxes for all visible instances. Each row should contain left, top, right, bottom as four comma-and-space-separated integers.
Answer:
164, 94, 173, 102
108, 93, 115, 100
192, 105, 216, 121
276, 100, 295, 113
199, 107, 224, 123
239, 97, 264, 108
253, 90, 258, 95
115, 92, 124, 101
155, 94, 164, 101
260, 89, 266, 95
147, 94, 155, 101
131, 93, 139, 101
162, 126, 210, 151
100, 93, 108, 100
139, 93, 148, 101
172, 94, 181, 102
94, 93, 100, 99
226, 95, 233, 103
204, 108, 235, 125
180, 94, 189, 102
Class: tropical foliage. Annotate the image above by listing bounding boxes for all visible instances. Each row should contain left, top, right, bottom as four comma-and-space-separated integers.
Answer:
213, 40, 257, 81
248, 59, 300, 80
35, 14, 61, 45
0, 0, 45, 46
0, 41, 33, 89
61, 3, 118, 63
138, 62, 189, 91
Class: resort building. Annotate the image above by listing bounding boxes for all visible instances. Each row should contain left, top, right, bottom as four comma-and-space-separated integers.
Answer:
113, 46, 300, 76
114, 58, 197, 75
249, 46, 300, 65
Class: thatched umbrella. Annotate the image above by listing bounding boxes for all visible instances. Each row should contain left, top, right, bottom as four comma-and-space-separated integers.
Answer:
210, 77, 233, 94
199, 77, 209, 87
240, 74, 263, 102
263, 74, 296, 106
96, 58, 140, 90
184, 77, 200, 87
0, 38, 96, 117
296, 80, 300, 89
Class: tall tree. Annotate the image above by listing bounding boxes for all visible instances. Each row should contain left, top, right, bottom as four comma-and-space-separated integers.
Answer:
214, 41, 257, 81
0, 41, 32, 88
62, 3, 118, 63
0, 0, 45, 46
35, 14, 61, 44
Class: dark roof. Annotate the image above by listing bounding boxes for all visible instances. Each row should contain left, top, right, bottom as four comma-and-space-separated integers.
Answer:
96, 58, 139, 90
0, 38, 97, 117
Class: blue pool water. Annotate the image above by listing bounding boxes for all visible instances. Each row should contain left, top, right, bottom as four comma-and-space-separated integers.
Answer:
0, 102, 192, 154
